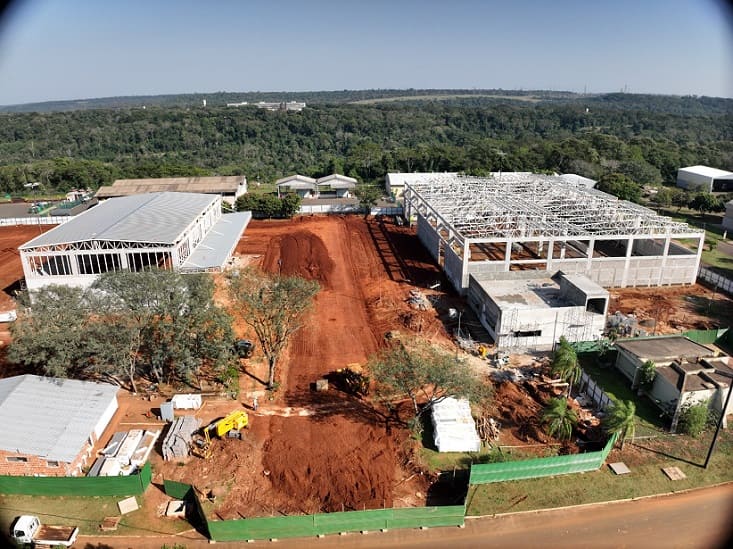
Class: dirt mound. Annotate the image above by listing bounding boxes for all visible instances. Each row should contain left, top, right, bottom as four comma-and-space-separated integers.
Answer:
262, 230, 335, 288
263, 416, 395, 513
609, 285, 733, 332
494, 380, 548, 444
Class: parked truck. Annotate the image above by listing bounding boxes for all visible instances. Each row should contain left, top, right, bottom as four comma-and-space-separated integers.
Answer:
10, 515, 79, 547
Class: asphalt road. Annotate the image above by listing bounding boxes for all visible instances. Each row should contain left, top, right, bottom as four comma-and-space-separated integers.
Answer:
76, 483, 733, 548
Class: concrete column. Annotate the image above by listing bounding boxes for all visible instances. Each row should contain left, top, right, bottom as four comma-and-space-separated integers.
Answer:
657, 237, 671, 286
504, 241, 512, 272
546, 240, 554, 271
462, 241, 470, 289
621, 237, 634, 287
586, 238, 596, 274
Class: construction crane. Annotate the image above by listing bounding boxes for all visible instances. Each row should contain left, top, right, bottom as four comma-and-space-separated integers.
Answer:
191, 410, 249, 459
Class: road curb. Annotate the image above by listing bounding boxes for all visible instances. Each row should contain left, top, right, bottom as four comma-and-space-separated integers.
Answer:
464, 480, 733, 520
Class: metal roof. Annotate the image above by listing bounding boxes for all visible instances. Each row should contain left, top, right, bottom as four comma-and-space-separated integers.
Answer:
20, 192, 217, 249
276, 175, 316, 186
615, 336, 715, 362
96, 176, 246, 198
316, 174, 358, 187
678, 166, 733, 178
0, 375, 118, 462
181, 211, 251, 271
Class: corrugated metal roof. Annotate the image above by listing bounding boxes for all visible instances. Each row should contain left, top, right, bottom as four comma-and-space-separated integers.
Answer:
96, 176, 245, 198
678, 166, 733, 178
276, 175, 316, 186
20, 192, 217, 249
316, 174, 358, 185
181, 211, 251, 271
0, 375, 118, 463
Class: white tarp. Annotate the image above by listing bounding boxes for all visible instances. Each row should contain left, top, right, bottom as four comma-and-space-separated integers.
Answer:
432, 397, 481, 453
171, 393, 202, 410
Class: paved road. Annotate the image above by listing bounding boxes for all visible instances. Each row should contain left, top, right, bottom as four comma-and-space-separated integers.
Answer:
77, 484, 733, 548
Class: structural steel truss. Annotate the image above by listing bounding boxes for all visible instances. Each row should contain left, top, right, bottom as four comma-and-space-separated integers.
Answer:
404, 173, 699, 244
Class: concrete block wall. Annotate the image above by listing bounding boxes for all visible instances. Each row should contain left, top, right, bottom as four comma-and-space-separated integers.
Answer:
416, 215, 440, 262
444, 245, 465, 292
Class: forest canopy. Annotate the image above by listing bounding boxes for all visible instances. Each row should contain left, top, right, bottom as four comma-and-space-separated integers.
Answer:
0, 91, 731, 196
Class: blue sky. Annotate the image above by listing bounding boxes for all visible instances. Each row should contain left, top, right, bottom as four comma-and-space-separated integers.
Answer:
0, 0, 730, 105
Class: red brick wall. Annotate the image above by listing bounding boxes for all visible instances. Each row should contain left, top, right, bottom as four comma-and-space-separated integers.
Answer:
0, 441, 92, 477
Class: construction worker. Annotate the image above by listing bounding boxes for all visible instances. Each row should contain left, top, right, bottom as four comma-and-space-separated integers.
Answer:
253, 396, 259, 411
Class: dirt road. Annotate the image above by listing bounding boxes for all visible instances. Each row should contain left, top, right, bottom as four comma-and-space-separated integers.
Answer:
75, 483, 733, 548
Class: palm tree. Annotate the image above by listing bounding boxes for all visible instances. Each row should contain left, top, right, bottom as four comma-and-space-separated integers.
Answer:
551, 337, 581, 395
603, 399, 636, 450
542, 397, 579, 441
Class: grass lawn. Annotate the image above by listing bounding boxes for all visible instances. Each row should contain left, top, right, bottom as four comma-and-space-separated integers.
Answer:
466, 425, 733, 516
0, 492, 193, 538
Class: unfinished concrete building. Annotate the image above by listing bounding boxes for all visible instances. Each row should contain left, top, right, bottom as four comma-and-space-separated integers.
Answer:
467, 272, 609, 350
403, 173, 705, 293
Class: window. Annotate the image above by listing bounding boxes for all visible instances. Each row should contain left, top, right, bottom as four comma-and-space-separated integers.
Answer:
6, 456, 28, 462
512, 330, 542, 338
46, 460, 59, 467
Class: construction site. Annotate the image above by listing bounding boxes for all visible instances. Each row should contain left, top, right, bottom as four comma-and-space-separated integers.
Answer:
1, 211, 733, 526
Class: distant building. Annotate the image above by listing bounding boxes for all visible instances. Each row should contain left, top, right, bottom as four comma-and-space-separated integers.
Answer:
276, 174, 356, 199
676, 166, 733, 192
255, 101, 306, 112
95, 176, 247, 206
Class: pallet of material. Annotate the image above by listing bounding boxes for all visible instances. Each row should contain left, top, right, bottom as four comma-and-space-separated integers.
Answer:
162, 416, 201, 460
115, 429, 144, 466
131, 430, 161, 468
101, 432, 128, 457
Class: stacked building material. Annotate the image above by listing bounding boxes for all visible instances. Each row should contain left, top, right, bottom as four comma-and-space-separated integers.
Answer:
162, 416, 201, 460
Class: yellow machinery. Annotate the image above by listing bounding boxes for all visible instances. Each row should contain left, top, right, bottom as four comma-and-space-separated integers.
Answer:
192, 410, 249, 459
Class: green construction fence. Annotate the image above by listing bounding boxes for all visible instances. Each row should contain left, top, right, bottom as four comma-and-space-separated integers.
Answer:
163, 480, 464, 542
682, 328, 729, 346
206, 506, 466, 542
469, 434, 617, 485
0, 461, 151, 496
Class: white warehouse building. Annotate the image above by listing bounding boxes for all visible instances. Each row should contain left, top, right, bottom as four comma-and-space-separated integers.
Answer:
19, 192, 251, 291
676, 165, 733, 192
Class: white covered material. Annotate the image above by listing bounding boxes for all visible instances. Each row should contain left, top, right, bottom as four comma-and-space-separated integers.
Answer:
431, 397, 481, 453
171, 393, 202, 410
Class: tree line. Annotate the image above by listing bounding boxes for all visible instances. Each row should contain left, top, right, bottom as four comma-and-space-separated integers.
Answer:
0, 96, 730, 196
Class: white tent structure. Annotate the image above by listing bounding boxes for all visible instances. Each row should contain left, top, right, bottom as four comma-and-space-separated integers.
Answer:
431, 397, 481, 452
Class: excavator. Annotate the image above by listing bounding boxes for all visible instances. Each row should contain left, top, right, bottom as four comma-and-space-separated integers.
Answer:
191, 410, 249, 459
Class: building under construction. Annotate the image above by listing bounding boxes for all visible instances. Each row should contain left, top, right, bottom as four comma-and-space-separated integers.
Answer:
403, 173, 705, 293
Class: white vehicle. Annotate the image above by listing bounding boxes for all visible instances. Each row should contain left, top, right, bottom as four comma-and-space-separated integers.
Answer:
0, 309, 17, 323
10, 515, 79, 547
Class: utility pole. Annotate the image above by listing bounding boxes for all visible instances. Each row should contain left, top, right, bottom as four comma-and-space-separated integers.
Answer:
704, 374, 733, 469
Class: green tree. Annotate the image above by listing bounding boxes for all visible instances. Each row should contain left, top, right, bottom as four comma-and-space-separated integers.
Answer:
542, 397, 578, 441
354, 185, 381, 217
369, 343, 489, 419
227, 267, 319, 389
551, 337, 581, 394
678, 402, 713, 437
8, 285, 96, 378
638, 360, 657, 390
91, 270, 234, 391
689, 192, 722, 218
596, 172, 642, 203
602, 399, 636, 450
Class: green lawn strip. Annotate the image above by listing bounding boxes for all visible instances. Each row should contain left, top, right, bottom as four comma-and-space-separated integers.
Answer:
466, 428, 733, 516
0, 494, 191, 537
